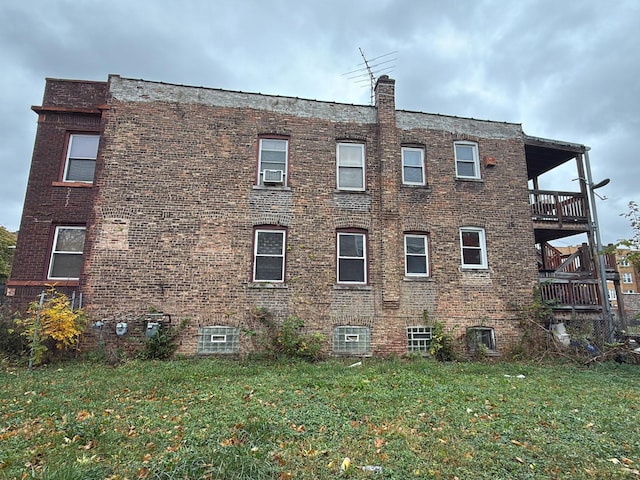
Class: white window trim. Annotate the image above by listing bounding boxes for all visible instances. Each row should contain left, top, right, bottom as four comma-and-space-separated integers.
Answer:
401, 147, 426, 186
253, 229, 286, 283
622, 273, 633, 284
337, 232, 367, 284
48, 226, 86, 280
63, 134, 99, 183
258, 138, 288, 186
454, 141, 480, 180
460, 227, 488, 269
336, 142, 365, 191
404, 234, 429, 277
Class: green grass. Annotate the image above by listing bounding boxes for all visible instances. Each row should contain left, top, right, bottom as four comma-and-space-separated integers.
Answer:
1, 358, 639, 479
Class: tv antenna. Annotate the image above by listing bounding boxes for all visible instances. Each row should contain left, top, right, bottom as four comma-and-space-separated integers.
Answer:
343, 48, 397, 105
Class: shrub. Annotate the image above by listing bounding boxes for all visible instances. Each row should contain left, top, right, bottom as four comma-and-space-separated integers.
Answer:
137, 318, 189, 360
429, 320, 458, 361
251, 308, 326, 361
15, 288, 87, 366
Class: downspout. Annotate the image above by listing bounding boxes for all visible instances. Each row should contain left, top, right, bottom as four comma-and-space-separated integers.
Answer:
583, 147, 615, 343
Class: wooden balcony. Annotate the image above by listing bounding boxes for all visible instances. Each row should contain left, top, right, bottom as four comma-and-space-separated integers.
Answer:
530, 190, 590, 243
538, 277, 601, 311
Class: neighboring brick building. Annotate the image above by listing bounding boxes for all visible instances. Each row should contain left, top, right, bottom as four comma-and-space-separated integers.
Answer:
8, 75, 612, 356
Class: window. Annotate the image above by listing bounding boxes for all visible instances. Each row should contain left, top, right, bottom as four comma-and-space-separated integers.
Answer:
460, 227, 487, 269
405, 234, 429, 276
454, 141, 480, 179
402, 147, 425, 185
197, 326, 240, 354
625, 290, 635, 294
333, 326, 371, 355
337, 143, 365, 190
253, 229, 286, 282
64, 134, 100, 182
48, 226, 86, 280
337, 231, 367, 284
620, 257, 630, 267
467, 327, 496, 353
258, 138, 288, 186
609, 289, 617, 301
622, 273, 633, 284
407, 326, 433, 353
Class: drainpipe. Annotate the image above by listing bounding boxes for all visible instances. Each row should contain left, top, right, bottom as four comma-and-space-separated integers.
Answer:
583, 147, 615, 343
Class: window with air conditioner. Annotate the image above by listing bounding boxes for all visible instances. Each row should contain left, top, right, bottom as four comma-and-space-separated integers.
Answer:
258, 138, 288, 186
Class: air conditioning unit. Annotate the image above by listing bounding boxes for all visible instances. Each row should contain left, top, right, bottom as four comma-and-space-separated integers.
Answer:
263, 169, 284, 184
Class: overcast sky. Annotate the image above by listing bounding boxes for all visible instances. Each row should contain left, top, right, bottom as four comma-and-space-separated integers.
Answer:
1, 0, 638, 246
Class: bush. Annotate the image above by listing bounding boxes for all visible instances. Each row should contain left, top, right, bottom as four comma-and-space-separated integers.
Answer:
429, 320, 458, 361
251, 308, 326, 361
14, 288, 87, 366
137, 318, 189, 360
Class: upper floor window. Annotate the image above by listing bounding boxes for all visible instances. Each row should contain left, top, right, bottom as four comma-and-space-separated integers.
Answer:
405, 234, 429, 276
460, 227, 487, 269
402, 147, 425, 186
253, 228, 286, 282
337, 143, 365, 191
622, 272, 633, 284
620, 257, 630, 267
454, 141, 480, 180
48, 226, 86, 280
64, 134, 100, 183
258, 138, 288, 186
337, 231, 367, 284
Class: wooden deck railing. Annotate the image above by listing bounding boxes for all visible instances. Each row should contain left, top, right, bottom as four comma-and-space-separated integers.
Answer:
529, 190, 588, 225
539, 278, 601, 308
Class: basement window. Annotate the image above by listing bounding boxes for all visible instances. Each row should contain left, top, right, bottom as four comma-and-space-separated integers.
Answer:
198, 326, 239, 354
333, 326, 371, 355
467, 327, 496, 353
407, 326, 433, 353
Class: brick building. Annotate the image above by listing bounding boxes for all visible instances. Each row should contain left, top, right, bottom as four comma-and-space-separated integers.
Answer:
7, 75, 613, 356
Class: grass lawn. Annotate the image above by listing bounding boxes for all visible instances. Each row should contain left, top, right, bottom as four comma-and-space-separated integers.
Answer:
1, 358, 639, 479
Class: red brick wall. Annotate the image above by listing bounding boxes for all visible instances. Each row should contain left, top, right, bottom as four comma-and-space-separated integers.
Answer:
78, 76, 537, 356
8, 79, 107, 308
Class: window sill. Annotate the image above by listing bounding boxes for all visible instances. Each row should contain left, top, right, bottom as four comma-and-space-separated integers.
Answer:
333, 284, 372, 291
333, 189, 369, 194
252, 185, 291, 191
455, 177, 484, 183
7, 279, 80, 287
249, 282, 288, 289
403, 276, 434, 282
52, 181, 93, 188
401, 183, 430, 189
460, 267, 490, 273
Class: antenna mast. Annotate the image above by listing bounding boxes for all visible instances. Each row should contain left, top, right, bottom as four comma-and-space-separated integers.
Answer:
343, 48, 397, 105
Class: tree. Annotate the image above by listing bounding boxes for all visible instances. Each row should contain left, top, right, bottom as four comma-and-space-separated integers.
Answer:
0, 226, 16, 284
616, 201, 640, 270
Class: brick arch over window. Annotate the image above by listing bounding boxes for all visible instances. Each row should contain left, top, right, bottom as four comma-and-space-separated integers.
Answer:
402, 220, 430, 232
251, 213, 291, 227
332, 216, 371, 230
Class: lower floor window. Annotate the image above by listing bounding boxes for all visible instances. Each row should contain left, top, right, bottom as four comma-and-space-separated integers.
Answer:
253, 229, 286, 282
333, 326, 371, 354
407, 326, 433, 353
337, 231, 367, 283
48, 226, 86, 280
467, 326, 496, 353
197, 326, 240, 354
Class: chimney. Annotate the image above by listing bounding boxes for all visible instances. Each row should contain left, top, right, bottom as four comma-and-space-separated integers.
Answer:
374, 75, 396, 125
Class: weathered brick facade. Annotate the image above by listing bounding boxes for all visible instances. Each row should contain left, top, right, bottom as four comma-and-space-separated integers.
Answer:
10, 74, 552, 357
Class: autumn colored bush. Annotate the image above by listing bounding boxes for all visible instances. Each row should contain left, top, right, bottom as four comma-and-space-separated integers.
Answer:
14, 288, 87, 365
